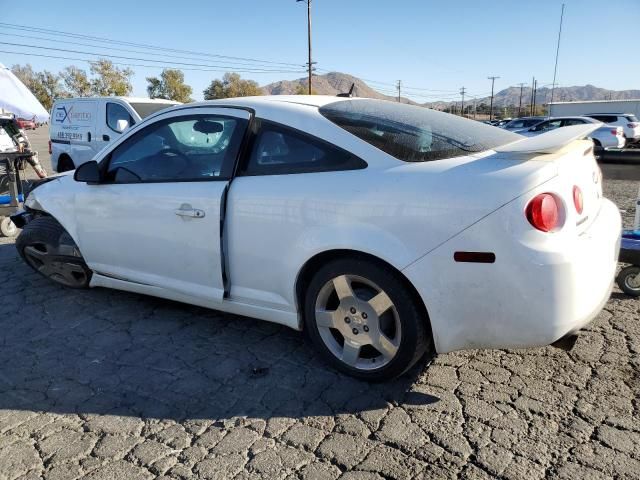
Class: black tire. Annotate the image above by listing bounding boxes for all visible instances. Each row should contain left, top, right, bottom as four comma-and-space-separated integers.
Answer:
56, 155, 75, 173
617, 265, 640, 297
304, 258, 434, 381
16, 216, 92, 288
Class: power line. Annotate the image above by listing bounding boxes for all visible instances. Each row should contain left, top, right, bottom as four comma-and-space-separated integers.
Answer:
0, 49, 305, 74
0, 41, 305, 73
0, 22, 303, 68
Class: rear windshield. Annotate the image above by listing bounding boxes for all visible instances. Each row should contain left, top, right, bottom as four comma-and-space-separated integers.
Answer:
129, 102, 177, 119
319, 99, 520, 162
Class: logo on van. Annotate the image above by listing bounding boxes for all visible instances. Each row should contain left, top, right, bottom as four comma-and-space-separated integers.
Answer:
54, 106, 92, 124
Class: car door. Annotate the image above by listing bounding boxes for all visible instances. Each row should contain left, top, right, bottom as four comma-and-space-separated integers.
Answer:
74, 107, 251, 303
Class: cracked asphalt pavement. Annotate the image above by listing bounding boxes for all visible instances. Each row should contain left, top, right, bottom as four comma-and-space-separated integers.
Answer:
0, 129, 638, 479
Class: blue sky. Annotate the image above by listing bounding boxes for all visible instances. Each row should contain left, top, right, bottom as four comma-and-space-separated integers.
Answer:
1, 0, 638, 101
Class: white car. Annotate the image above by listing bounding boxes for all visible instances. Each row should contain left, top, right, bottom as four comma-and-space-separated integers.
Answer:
518, 116, 626, 150
11, 96, 621, 381
583, 113, 640, 144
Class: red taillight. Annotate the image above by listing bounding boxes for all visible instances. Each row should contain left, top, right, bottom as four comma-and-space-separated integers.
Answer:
48, 140, 52, 155
573, 186, 584, 215
611, 129, 619, 136
526, 193, 560, 232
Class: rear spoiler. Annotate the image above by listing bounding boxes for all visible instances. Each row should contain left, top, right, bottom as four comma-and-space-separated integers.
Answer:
495, 124, 600, 154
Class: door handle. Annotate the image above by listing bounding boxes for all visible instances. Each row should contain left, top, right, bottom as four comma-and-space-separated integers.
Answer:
103, 134, 110, 142
87, 131, 91, 142
175, 205, 205, 218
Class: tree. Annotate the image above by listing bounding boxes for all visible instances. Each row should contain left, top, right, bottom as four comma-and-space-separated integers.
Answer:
11, 64, 66, 111
89, 59, 133, 96
146, 69, 192, 103
203, 72, 262, 100
60, 66, 92, 97
294, 83, 317, 95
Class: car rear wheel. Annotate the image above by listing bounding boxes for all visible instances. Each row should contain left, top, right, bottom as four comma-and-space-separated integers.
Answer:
16, 216, 92, 288
304, 258, 434, 381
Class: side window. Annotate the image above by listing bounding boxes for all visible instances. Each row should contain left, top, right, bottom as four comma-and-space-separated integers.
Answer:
106, 103, 134, 133
243, 120, 366, 176
562, 119, 585, 126
105, 114, 247, 183
590, 115, 617, 124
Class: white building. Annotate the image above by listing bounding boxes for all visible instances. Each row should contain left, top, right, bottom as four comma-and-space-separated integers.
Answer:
549, 99, 640, 117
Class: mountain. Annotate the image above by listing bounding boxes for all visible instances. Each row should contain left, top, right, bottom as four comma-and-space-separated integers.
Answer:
261, 72, 640, 109
424, 84, 640, 109
261, 72, 415, 104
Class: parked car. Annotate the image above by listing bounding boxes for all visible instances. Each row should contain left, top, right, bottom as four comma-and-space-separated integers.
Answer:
50, 96, 178, 173
12, 96, 621, 381
519, 116, 625, 150
494, 118, 512, 127
16, 117, 36, 130
501, 116, 545, 131
582, 113, 640, 144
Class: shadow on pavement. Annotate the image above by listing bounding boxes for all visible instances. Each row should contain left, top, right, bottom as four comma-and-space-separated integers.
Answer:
0, 243, 439, 422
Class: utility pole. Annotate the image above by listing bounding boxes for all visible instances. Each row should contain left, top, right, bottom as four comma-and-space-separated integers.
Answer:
396, 80, 401, 102
532, 79, 538, 116
460, 87, 466, 117
549, 3, 565, 109
517, 83, 526, 117
473, 97, 477, 119
530, 76, 535, 116
297, 0, 313, 94
487, 76, 499, 121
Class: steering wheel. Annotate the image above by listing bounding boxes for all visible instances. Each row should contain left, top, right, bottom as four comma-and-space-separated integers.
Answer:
158, 147, 192, 177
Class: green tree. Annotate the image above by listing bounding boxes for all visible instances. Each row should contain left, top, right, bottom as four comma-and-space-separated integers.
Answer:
61, 66, 92, 97
89, 59, 133, 96
11, 64, 66, 111
203, 72, 262, 100
294, 83, 317, 95
146, 69, 192, 103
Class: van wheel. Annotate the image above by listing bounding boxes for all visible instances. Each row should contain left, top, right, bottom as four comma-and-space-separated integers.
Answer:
16, 217, 92, 288
304, 258, 434, 381
57, 155, 75, 173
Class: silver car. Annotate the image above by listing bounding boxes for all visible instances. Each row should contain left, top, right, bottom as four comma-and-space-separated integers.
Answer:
517, 116, 625, 150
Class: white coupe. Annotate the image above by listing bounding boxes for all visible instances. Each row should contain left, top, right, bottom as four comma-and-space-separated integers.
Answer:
12, 96, 621, 381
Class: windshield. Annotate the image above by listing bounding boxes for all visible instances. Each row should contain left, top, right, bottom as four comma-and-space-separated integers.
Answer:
504, 118, 543, 129
129, 102, 178, 119
319, 99, 520, 162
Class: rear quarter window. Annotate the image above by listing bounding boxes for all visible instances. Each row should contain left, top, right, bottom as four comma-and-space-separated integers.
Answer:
319, 99, 520, 162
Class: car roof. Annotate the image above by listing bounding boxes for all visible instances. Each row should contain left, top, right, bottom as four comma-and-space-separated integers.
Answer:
583, 113, 633, 116
187, 95, 347, 109
547, 116, 599, 122
54, 96, 177, 104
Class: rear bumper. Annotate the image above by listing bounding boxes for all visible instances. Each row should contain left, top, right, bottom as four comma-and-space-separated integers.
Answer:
404, 199, 621, 353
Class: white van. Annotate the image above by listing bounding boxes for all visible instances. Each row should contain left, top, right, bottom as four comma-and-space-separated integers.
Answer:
49, 97, 178, 172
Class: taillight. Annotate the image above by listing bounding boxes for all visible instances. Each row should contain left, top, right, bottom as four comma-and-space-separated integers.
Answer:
611, 129, 618, 136
526, 194, 560, 232
628, 122, 639, 128
573, 186, 584, 215
48, 140, 52, 155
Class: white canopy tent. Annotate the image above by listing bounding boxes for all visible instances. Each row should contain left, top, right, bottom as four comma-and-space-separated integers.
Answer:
0, 62, 50, 122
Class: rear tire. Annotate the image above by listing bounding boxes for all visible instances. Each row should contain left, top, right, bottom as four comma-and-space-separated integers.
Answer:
617, 265, 640, 297
304, 258, 434, 381
16, 216, 92, 288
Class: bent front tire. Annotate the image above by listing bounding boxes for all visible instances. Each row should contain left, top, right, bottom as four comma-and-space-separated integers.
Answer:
16, 216, 92, 288
304, 258, 434, 381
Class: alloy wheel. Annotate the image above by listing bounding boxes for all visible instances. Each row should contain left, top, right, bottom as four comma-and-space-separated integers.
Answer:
314, 274, 401, 370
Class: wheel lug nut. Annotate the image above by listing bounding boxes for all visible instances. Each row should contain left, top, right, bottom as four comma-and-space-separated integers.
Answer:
344, 317, 350, 323
350, 307, 356, 314
363, 326, 369, 332
352, 328, 359, 335
362, 312, 368, 319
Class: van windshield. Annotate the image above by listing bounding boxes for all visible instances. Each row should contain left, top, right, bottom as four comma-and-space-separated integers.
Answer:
129, 102, 177, 119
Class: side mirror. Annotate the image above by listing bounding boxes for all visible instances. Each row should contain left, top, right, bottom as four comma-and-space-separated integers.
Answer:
74, 160, 101, 184
115, 119, 129, 133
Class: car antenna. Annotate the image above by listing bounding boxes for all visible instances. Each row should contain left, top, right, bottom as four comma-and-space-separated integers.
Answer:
337, 83, 356, 98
